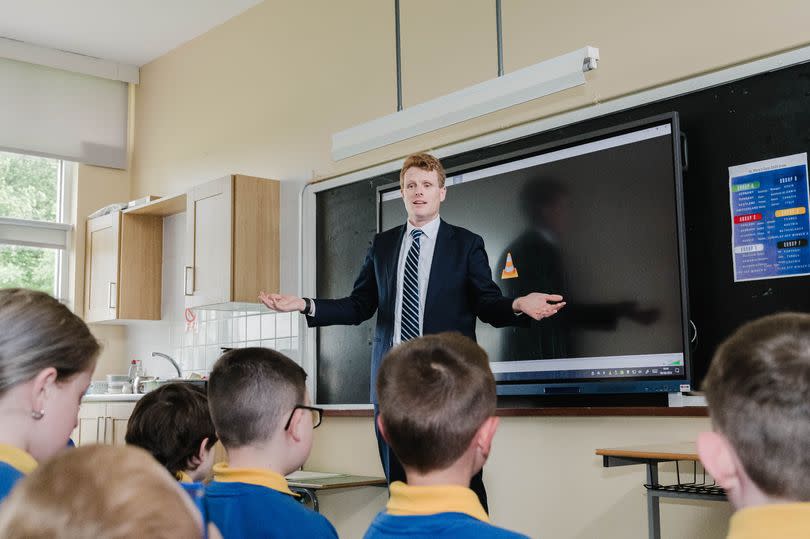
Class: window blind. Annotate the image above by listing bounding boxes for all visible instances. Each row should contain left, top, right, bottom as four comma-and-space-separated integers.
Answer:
0, 57, 128, 169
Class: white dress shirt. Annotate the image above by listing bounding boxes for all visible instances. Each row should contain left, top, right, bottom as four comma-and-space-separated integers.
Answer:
393, 215, 440, 345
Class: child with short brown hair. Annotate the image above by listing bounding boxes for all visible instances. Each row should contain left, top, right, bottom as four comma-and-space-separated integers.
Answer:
698, 312, 810, 538
367, 332, 528, 538
205, 347, 336, 538
126, 382, 217, 483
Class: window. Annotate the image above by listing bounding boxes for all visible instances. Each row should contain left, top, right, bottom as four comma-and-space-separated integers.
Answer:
0, 150, 72, 299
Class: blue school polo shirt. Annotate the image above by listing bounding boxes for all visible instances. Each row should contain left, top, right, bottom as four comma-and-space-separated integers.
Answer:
205, 463, 337, 539
364, 481, 529, 539
0, 444, 37, 502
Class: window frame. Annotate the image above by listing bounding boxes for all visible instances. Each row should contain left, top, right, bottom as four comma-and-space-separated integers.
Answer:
0, 156, 74, 302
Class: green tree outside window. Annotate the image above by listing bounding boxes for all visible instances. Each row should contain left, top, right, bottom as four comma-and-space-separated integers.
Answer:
0, 151, 60, 294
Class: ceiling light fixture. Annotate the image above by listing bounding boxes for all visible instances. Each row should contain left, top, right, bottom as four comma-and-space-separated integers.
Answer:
332, 45, 599, 161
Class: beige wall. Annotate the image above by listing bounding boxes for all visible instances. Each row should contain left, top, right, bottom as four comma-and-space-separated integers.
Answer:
131, 0, 810, 196
309, 416, 733, 539
69, 163, 130, 377
124, 1, 810, 537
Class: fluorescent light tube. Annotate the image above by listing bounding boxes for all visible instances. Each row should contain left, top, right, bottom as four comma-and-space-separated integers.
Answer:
332, 46, 599, 160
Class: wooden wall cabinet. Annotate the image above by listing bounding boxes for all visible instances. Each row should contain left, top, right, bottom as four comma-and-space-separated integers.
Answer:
83, 198, 177, 322
84, 212, 120, 322
83, 173, 277, 321
72, 401, 137, 446
185, 174, 279, 308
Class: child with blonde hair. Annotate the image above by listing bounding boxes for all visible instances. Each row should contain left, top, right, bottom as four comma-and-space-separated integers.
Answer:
0, 444, 217, 538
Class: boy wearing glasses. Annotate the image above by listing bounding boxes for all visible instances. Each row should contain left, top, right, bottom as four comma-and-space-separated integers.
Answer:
366, 333, 528, 538
205, 348, 335, 538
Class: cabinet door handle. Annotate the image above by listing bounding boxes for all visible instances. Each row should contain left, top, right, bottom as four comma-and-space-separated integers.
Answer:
108, 282, 117, 309
95, 417, 101, 444
184, 266, 194, 296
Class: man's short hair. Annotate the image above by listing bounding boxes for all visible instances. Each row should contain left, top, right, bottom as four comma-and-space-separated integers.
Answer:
208, 347, 307, 449
399, 152, 446, 189
702, 312, 810, 500
376, 333, 496, 473
125, 383, 217, 476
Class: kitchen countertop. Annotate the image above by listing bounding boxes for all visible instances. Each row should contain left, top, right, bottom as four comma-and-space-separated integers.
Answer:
83, 393, 144, 402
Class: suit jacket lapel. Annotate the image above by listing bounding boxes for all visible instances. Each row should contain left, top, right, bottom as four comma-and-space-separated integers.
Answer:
385, 225, 407, 316
424, 220, 451, 323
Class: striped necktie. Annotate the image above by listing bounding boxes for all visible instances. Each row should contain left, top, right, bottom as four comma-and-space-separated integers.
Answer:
400, 229, 423, 342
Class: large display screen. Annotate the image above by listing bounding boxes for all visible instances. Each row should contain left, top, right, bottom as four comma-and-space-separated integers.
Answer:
378, 114, 690, 395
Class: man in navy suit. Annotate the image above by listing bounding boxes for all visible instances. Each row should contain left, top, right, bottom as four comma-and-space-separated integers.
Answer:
260, 152, 565, 509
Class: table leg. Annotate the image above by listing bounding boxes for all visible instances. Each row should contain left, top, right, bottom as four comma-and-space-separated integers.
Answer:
646, 462, 661, 539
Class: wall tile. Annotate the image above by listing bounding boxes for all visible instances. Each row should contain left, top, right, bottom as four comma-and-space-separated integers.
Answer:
277, 312, 291, 338
261, 314, 275, 339
246, 315, 261, 341
192, 348, 205, 371
277, 338, 292, 352
218, 319, 231, 343
137, 310, 302, 379
235, 316, 247, 342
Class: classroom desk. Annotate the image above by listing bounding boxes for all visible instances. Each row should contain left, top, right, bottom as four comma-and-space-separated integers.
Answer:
287, 472, 387, 512
596, 443, 727, 539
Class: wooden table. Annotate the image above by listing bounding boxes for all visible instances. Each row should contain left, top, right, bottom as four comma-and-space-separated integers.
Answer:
596, 443, 727, 539
287, 472, 387, 512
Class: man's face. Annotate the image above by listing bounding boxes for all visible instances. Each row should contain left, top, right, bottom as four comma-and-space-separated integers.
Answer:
401, 167, 446, 227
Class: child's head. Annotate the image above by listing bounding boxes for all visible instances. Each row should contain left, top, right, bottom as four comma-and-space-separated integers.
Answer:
125, 382, 218, 482
698, 312, 810, 509
376, 333, 498, 478
0, 289, 99, 461
0, 444, 208, 538
208, 348, 315, 473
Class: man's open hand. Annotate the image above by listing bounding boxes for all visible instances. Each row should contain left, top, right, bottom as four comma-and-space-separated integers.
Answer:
258, 292, 306, 313
512, 293, 566, 321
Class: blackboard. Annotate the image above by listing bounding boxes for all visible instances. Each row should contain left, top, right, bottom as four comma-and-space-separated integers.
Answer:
315, 60, 810, 405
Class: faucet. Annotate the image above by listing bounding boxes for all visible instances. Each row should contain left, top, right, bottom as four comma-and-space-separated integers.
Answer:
151, 352, 183, 379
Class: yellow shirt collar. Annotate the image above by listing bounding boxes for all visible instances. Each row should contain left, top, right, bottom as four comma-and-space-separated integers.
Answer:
0, 444, 37, 475
212, 463, 298, 497
727, 503, 810, 539
175, 471, 193, 483
386, 481, 489, 523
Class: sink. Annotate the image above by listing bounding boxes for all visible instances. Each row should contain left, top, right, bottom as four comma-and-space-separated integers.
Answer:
136, 378, 207, 394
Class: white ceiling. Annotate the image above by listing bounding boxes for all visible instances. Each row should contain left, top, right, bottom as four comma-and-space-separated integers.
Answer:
0, 0, 263, 66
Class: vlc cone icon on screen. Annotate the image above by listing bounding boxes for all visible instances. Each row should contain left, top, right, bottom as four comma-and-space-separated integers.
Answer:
501, 252, 518, 279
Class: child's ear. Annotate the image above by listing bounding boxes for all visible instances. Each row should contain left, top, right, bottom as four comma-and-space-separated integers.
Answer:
475, 416, 499, 459
697, 431, 742, 494
185, 437, 211, 470
287, 409, 308, 442
30, 367, 58, 415
376, 414, 389, 444
196, 437, 211, 463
